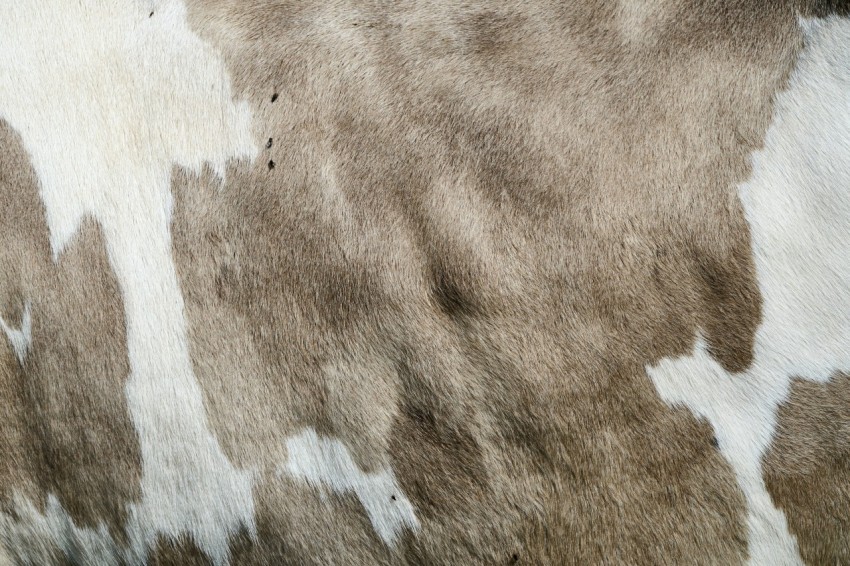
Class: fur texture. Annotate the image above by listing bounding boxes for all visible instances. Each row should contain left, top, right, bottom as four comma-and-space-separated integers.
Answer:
0, 1, 849, 564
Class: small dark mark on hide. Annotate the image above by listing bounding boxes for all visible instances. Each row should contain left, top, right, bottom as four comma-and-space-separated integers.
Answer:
266, 137, 273, 149
511, 553, 520, 563
271, 93, 278, 103
391, 495, 397, 501
268, 160, 275, 170
149, 11, 153, 17
710, 436, 719, 449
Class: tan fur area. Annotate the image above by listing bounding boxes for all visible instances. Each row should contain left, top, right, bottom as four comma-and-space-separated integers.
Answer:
149, 536, 212, 566
174, 1, 800, 563
764, 374, 850, 564
0, 122, 142, 544
4, 1, 850, 564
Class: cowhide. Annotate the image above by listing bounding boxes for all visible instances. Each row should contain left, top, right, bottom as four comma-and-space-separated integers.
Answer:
1, 1, 849, 564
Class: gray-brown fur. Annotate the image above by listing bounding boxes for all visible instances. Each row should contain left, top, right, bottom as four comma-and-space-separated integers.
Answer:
0, 122, 142, 543
1, 1, 849, 564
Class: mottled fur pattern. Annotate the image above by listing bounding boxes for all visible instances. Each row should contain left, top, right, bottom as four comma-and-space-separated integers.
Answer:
1, 1, 850, 564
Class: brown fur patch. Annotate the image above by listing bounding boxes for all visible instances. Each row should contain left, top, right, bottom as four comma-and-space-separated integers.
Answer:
0, 121, 141, 542
149, 536, 211, 566
764, 374, 850, 564
148, 537, 212, 566
175, 0, 805, 562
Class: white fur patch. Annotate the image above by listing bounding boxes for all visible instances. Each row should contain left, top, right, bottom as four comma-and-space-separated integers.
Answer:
0, 540, 11, 566
0, 301, 31, 365
0, 1, 257, 564
647, 15, 850, 566
284, 428, 420, 546
0, 494, 120, 565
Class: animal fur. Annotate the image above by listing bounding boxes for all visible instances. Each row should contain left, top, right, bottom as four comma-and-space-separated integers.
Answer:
0, 1, 849, 564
